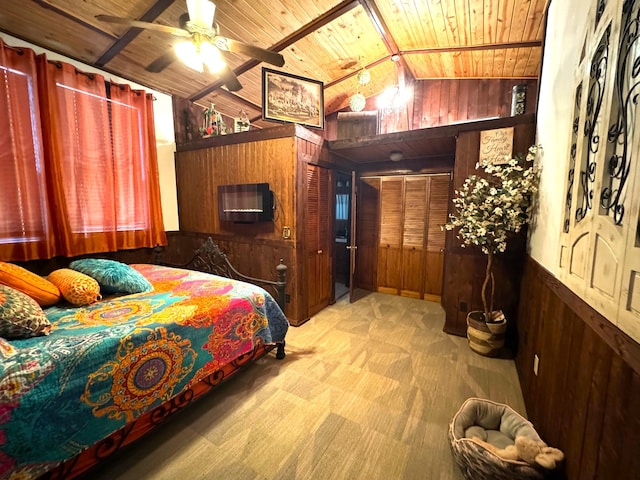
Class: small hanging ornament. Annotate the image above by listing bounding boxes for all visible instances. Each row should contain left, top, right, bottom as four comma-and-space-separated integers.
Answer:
349, 63, 370, 112
349, 93, 366, 112
357, 68, 371, 86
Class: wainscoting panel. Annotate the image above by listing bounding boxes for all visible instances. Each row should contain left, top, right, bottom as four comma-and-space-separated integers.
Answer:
516, 257, 640, 479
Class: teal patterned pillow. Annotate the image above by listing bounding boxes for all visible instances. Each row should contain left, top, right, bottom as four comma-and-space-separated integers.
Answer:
0, 284, 52, 339
69, 259, 153, 294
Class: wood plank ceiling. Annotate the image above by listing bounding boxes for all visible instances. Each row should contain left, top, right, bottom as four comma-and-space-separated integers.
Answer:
0, 0, 548, 129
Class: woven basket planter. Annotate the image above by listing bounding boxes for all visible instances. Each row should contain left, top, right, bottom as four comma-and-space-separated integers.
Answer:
466, 311, 507, 356
448, 398, 547, 480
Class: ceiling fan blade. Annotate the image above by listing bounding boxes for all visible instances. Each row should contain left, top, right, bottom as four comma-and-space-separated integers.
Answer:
96, 15, 192, 37
186, 0, 216, 28
214, 36, 285, 67
217, 64, 243, 92
146, 50, 178, 73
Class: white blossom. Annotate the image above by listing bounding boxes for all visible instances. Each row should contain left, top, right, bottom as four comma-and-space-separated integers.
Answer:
444, 145, 540, 255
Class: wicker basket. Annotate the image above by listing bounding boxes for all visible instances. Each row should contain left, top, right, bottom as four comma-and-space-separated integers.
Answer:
448, 398, 547, 480
466, 311, 507, 356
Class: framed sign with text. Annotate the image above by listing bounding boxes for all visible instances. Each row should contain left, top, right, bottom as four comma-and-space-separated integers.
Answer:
479, 127, 514, 165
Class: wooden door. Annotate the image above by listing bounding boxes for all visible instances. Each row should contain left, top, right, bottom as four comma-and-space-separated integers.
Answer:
401, 177, 427, 298
348, 170, 358, 302
423, 175, 449, 301
355, 177, 380, 291
356, 174, 450, 302
377, 177, 404, 295
306, 164, 332, 317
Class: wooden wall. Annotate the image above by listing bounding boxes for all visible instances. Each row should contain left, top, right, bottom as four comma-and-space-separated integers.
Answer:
517, 257, 640, 479
325, 78, 538, 139
412, 78, 538, 129
176, 135, 296, 240
442, 118, 535, 341
170, 124, 329, 326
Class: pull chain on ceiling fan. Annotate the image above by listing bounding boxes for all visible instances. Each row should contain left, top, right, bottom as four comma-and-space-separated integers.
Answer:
96, 0, 285, 92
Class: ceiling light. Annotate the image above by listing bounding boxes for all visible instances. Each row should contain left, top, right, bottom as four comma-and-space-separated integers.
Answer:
390, 150, 403, 162
201, 41, 225, 73
175, 41, 204, 72
176, 39, 226, 74
391, 53, 400, 62
187, 0, 216, 28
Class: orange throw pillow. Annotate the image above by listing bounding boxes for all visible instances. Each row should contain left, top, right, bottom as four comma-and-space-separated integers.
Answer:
0, 261, 61, 307
47, 268, 102, 306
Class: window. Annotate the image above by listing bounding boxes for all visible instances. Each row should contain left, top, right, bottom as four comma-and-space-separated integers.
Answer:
336, 194, 349, 220
0, 40, 166, 261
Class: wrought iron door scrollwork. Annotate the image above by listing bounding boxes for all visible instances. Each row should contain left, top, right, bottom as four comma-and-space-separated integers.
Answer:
601, 0, 639, 226
577, 25, 611, 224
596, 0, 608, 29
565, 84, 583, 233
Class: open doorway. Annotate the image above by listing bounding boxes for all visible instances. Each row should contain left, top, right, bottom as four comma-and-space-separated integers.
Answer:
333, 171, 352, 300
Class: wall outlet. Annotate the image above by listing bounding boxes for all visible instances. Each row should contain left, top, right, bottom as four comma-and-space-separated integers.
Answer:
533, 354, 539, 376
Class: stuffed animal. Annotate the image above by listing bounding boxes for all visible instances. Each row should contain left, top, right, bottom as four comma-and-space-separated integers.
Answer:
472, 435, 564, 469
514, 436, 564, 469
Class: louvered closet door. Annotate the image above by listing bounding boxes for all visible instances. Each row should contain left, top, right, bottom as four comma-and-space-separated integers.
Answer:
306, 164, 331, 317
401, 177, 428, 298
377, 177, 404, 295
423, 176, 449, 300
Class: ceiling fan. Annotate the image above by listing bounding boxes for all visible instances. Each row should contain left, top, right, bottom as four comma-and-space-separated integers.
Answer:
96, 0, 285, 92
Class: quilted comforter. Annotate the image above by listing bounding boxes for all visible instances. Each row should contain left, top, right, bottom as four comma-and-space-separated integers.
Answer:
0, 264, 289, 479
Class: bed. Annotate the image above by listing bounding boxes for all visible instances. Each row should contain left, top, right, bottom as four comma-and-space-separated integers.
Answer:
0, 239, 289, 480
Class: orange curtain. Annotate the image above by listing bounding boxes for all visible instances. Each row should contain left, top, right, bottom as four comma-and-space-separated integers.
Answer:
0, 43, 167, 261
108, 82, 166, 249
37, 58, 118, 256
0, 40, 57, 261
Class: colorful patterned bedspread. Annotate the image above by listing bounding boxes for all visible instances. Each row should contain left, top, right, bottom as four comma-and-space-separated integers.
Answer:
0, 264, 288, 479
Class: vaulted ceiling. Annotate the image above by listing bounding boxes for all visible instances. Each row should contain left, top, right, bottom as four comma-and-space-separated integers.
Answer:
0, 0, 548, 129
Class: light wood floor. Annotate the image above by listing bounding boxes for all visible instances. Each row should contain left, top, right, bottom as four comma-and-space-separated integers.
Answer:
85, 291, 526, 480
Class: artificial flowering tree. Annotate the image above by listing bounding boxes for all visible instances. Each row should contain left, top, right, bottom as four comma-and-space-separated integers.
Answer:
445, 145, 540, 324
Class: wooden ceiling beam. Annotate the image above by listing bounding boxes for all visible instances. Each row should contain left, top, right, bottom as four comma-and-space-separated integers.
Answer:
326, 40, 544, 89
358, 0, 414, 86
325, 55, 391, 88
188, 0, 360, 102
96, 0, 176, 67
401, 40, 543, 55
358, 0, 400, 56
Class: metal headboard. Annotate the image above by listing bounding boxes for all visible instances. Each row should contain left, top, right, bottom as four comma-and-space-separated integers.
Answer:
157, 237, 287, 312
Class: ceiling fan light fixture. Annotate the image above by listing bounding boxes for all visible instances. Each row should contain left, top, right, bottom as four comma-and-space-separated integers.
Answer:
201, 41, 226, 73
175, 41, 204, 72
187, 0, 216, 28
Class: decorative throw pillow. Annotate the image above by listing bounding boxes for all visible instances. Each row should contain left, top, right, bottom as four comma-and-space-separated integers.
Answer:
0, 284, 52, 339
0, 261, 61, 306
69, 258, 153, 294
0, 336, 17, 358
47, 268, 102, 306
